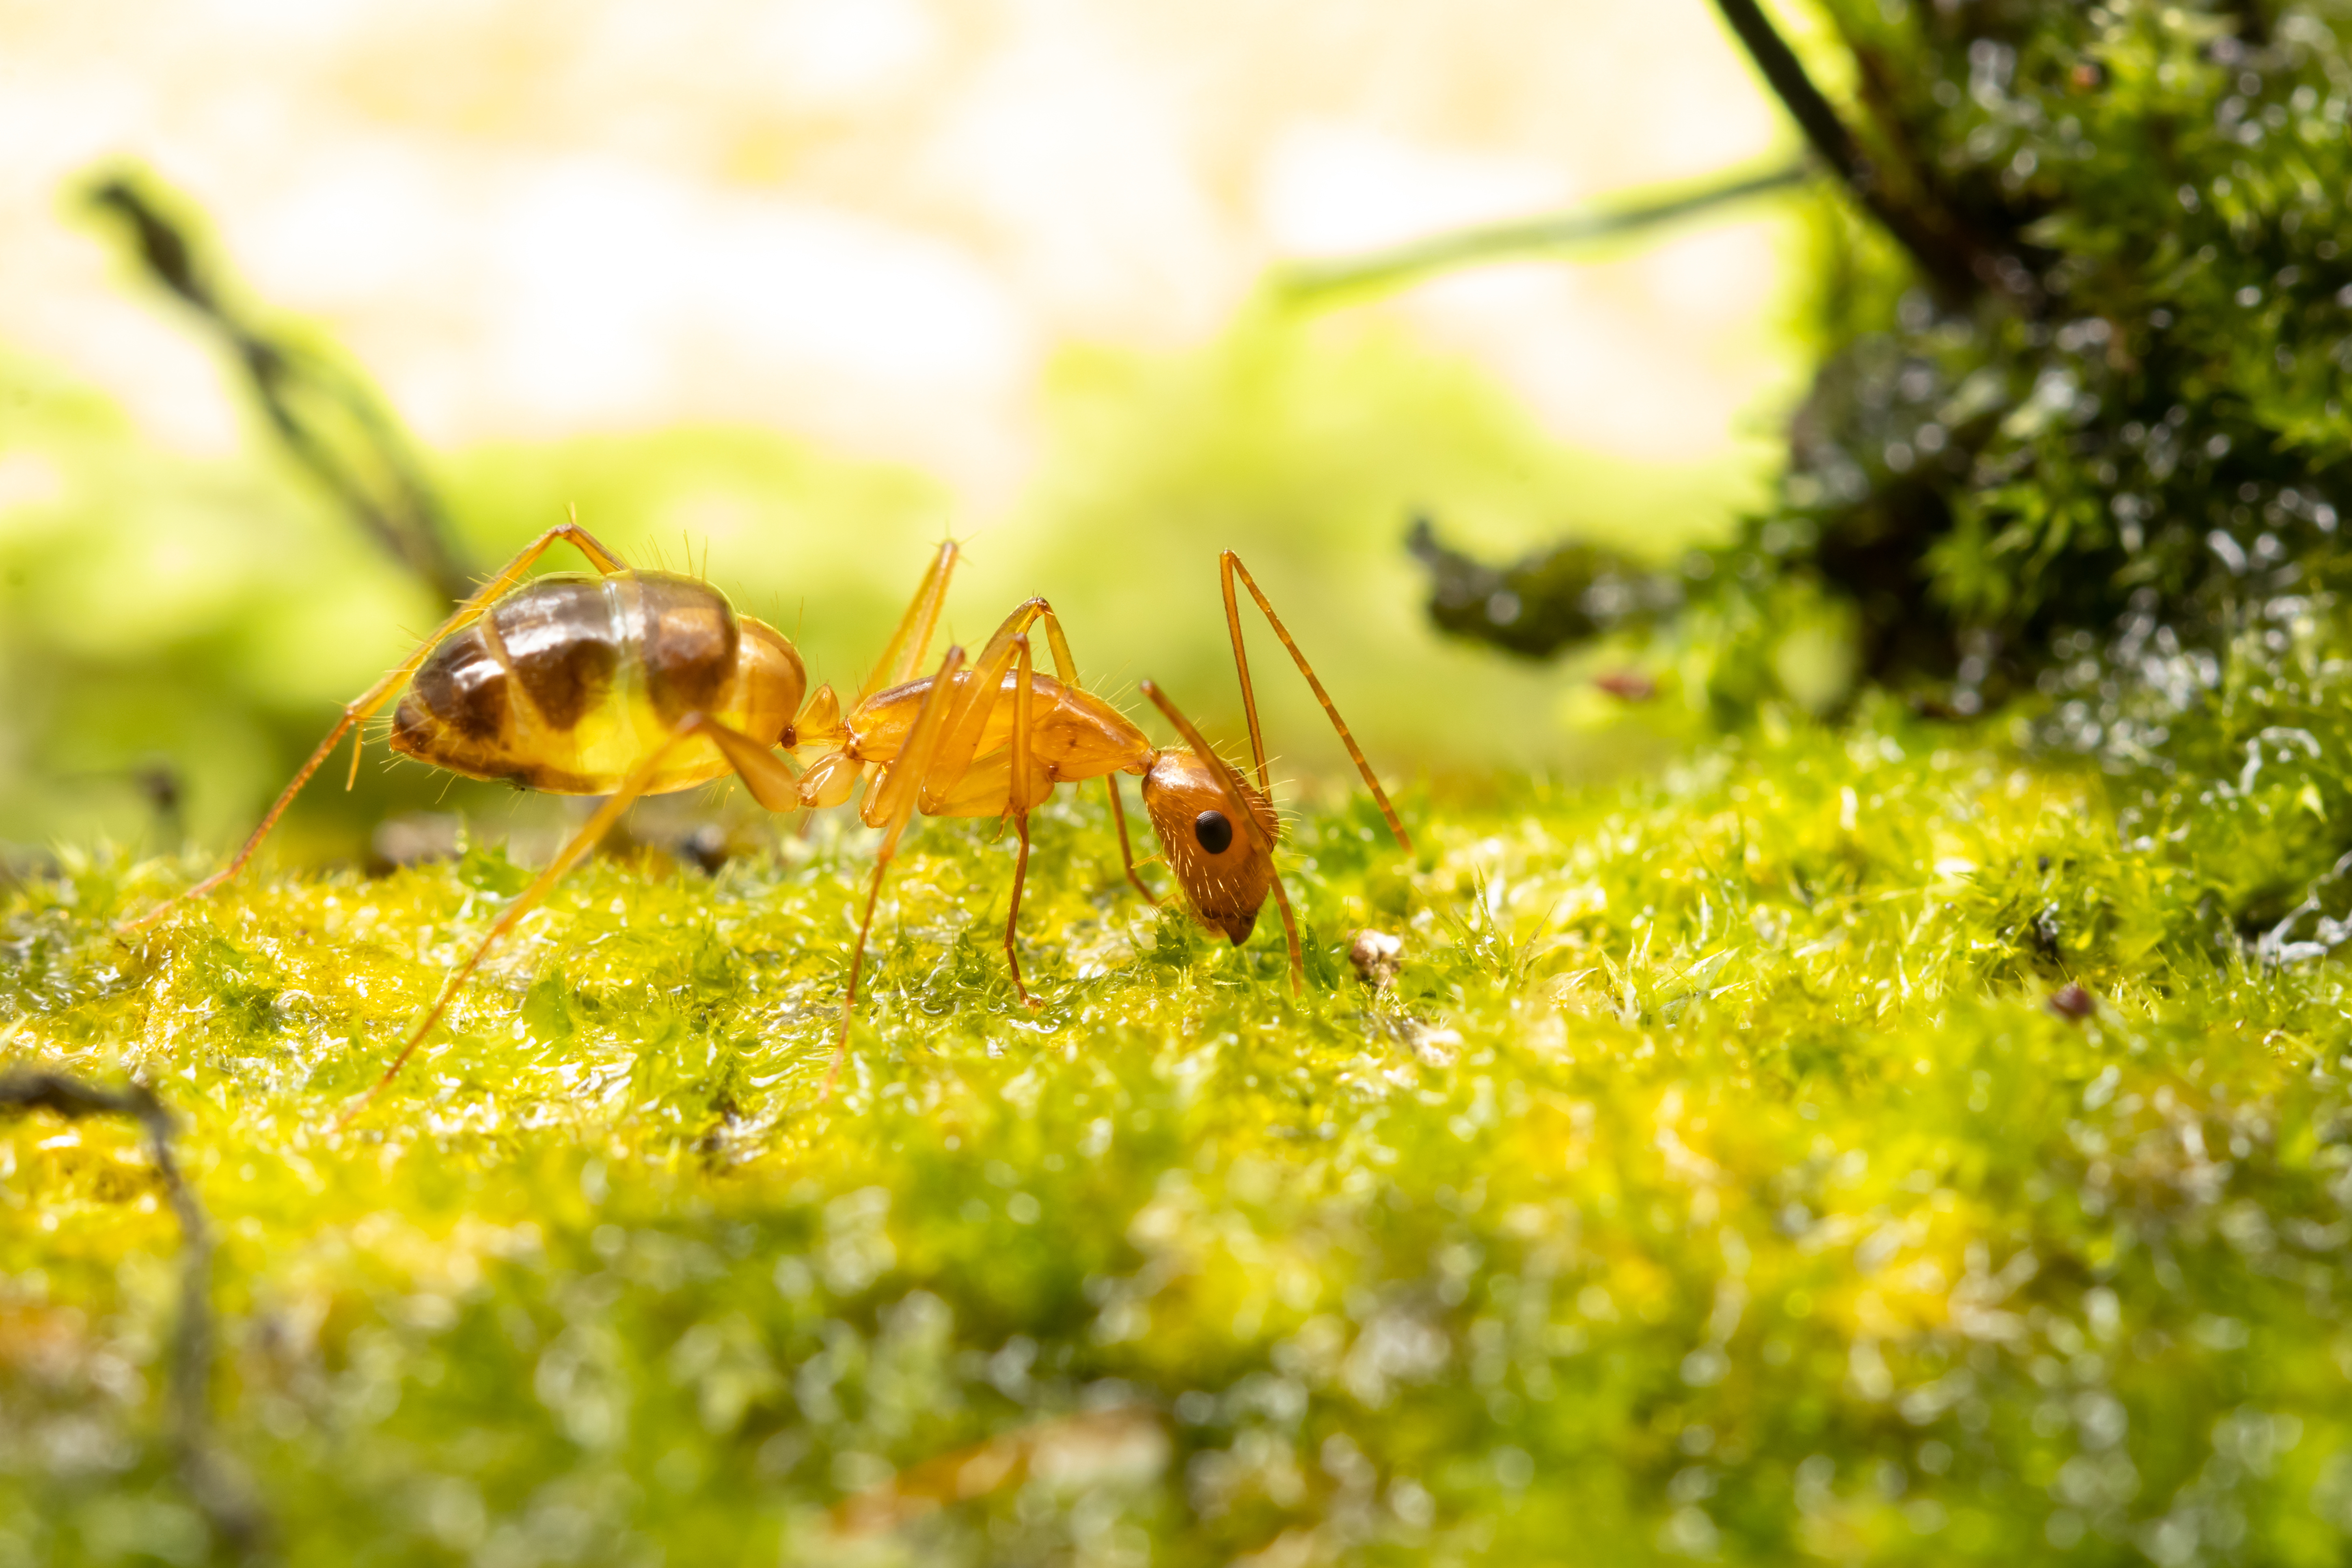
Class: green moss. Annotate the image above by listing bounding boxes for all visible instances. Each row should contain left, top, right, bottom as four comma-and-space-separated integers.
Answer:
7, 707, 2352, 1564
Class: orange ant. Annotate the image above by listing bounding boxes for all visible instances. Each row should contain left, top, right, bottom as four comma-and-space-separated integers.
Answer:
119, 519, 1413, 1122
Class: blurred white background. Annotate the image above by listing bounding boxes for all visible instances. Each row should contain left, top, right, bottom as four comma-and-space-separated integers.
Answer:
0, 0, 1813, 850
4, 0, 1792, 502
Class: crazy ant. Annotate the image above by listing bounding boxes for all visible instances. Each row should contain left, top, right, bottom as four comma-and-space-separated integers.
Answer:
120, 519, 1413, 1122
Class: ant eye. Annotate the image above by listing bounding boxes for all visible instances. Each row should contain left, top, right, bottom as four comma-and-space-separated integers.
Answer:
1193, 810, 1234, 854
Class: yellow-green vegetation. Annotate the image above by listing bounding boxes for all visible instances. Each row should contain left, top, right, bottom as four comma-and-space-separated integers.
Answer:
9, 699, 2352, 1565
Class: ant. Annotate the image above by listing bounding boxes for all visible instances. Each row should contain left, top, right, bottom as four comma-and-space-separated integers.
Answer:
119, 519, 1414, 1122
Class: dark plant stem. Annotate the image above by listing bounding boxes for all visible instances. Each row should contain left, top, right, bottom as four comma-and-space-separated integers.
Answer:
0, 1070, 273, 1561
1707, 0, 2030, 308
85, 175, 473, 608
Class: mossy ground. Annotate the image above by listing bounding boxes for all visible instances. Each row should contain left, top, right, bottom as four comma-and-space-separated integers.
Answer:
6, 714, 2352, 1566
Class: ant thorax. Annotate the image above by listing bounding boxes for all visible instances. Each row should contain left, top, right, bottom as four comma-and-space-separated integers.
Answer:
802, 666, 1157, 823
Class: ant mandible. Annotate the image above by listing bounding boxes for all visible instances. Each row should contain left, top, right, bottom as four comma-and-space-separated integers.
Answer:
119, 518, 1414, 1123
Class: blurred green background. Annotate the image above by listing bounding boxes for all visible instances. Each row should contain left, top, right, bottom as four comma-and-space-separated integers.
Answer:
0, 0, 1814, 868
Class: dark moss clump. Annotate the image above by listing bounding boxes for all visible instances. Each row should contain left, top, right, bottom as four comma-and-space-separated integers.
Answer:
1419, 1, 2352, 718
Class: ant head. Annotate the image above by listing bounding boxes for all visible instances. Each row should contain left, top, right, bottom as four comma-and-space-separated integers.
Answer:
738, 618, 808, 746
1140, 748, 1280, 945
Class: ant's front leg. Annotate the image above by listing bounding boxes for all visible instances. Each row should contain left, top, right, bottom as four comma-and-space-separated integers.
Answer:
958, 594, 1161, 906
1217, 551, 1412, 853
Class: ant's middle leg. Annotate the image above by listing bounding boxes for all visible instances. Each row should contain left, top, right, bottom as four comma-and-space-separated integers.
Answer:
333, 708, 800, 1128
877, 628, 1054, 1007
942, 595, 1160, 905
1016, 601, 1159, 903
1010, 600, 1160, 904
1000, 635, 1041, 1008
120, 518, 631, 932
1002, 813, 1036, 1007
832, 645, 971, 1098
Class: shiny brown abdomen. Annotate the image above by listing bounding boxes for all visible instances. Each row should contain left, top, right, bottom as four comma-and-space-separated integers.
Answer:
388, 572, 801, 794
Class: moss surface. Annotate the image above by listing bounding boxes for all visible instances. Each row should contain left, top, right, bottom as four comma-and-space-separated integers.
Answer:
6, 712, 2352, 1565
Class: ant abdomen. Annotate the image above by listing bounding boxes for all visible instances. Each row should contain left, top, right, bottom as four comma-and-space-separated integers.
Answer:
389, 571, 803, 795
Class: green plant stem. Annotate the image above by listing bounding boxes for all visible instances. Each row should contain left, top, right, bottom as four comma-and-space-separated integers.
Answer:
1277, 162, 1810, 301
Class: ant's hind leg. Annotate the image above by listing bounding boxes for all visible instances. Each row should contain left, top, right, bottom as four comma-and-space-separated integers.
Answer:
119, 519, 633, 933
333, 709, 790, 1129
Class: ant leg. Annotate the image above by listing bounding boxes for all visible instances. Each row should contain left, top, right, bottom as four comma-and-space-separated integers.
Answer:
1000, 635, 1041, 1008
839, 540, 960, 807
977, 598, 1084, 700
833, 646, 969, 1098
334, 710, 793, 1128
1034, 613, 1079, 692
936, 595, 1098, 770
688, 719, 805, 812
1008, 602, 1160, 904
1003, 814, 1036, 1008
856, 541, 960, 705
119, 519, 631, 932
1102, 776, 1159, 904
941, 597, 1161, 905
915, 591, 1087, 795
1219, 551, 1413, 852
885, 627, 1077, 1005
1138, 679, 1306, 996
892, 594, 1162, 920
919, 606, 1053, 809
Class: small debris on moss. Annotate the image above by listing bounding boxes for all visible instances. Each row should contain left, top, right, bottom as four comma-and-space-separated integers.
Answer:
1347, 927, 1404, 988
